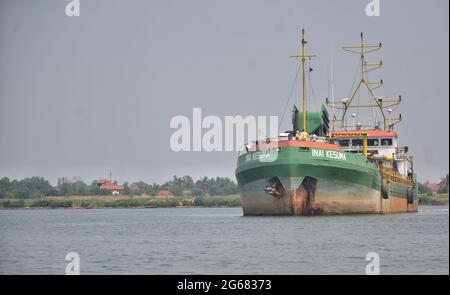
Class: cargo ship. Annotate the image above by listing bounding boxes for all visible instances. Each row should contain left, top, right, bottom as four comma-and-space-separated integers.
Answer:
235, 30, 418, 215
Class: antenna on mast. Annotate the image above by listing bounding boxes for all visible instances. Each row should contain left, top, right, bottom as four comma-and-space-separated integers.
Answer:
326, 32, 402, 131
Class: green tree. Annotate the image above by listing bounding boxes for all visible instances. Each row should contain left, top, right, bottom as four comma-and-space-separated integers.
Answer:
418, 182, 432, 195
13, 177, 57, 198
192, 187, 204, 196
438, 174, 449, 194
0, 177, 11, 198
122, 182, 132, 195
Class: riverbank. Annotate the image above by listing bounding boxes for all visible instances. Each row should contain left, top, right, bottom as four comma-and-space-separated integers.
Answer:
418, 193, 449, 206
0, 195, 241, 209
1, 193, 447, 209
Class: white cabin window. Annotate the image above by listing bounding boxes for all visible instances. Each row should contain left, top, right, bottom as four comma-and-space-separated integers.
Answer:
368, 139, 379, 146
352, 139, 363, 147
338, 139, 350, 147
381, 138, 393, 146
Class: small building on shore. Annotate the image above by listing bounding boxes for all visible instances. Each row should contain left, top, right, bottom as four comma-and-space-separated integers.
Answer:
426, 183, 441, 194
95, 178, 124, 195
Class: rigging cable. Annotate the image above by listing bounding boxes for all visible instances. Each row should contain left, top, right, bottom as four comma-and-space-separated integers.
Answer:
279, 61, 302, 129
306, 59, 319, 111
366, 69, 376, 128
348, 58, 361, 98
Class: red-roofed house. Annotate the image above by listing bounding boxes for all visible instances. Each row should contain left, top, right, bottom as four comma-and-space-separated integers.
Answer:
426, 183, 440, 194
95, 178, 111, 185
95, 178, 124, 195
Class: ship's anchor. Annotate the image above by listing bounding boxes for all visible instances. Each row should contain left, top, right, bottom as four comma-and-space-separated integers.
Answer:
264, 183, 282, 198
264, 177, 286, 199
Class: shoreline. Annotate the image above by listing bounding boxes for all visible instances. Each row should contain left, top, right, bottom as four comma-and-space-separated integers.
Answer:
0, 205, 241, 210
418, 193, 449, 206
0, 195, 241, 210
1, 204, 448, 211
1, 194, 447, 210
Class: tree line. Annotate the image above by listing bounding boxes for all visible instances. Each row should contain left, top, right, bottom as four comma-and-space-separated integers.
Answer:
1, 173, 448, 199
417, 173, 449, 195
0, 175, 239, 199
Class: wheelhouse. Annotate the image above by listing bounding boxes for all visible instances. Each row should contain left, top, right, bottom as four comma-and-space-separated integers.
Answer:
331, 130, 413, 178
331, 130, 397, 157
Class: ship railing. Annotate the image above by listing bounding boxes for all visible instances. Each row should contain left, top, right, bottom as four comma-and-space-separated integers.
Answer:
238, 135, 329, 156
379, 165, 414, 186
238, 137, 281, 156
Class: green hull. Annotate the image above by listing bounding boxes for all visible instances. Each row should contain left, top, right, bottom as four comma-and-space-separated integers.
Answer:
235, 144, 418, 215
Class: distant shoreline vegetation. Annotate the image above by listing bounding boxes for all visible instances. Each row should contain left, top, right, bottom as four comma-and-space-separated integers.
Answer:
417, 194, 449, 206
0, 175, 238, 198
0, 175, 241, 209
0, 175, 448, 209
0, 195, 241, 209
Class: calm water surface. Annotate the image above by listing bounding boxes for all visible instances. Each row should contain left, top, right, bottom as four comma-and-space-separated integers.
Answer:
0, 206, 448, 274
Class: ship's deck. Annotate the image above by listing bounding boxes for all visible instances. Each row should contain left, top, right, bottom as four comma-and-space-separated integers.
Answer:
239, 137, 341, 155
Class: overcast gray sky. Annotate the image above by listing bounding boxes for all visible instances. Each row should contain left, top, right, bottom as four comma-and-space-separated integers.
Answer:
0, 0, 448, 184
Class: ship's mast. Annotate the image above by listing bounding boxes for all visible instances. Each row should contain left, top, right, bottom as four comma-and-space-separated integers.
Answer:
326, 33, 402, 131
292, 29, 316, 131
330, 49, 336, 132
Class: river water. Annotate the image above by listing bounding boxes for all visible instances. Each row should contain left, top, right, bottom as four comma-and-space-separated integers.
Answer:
0, 206, 448, 275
